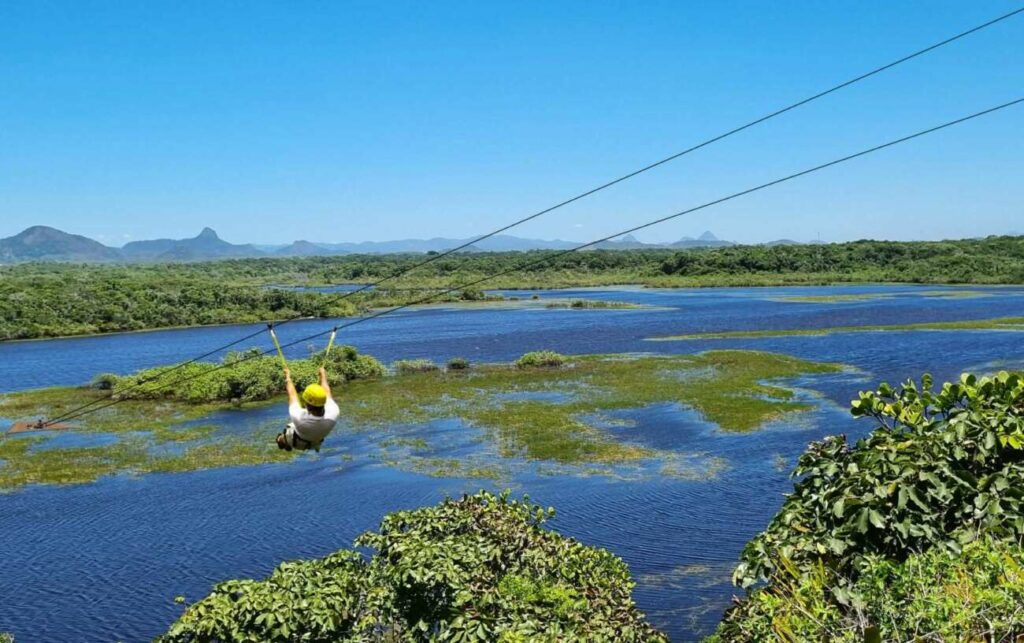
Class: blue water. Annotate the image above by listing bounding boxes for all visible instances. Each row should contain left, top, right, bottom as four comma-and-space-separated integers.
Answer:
2, 284, 1024, 642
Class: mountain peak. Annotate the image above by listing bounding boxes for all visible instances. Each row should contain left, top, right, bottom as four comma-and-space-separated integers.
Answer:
197, 227, 220, 240
16, 225, 64, 238
698, 231, 718, 241
0, 225, 121, 262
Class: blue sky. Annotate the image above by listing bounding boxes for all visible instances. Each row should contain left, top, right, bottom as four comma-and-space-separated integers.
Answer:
1, 1, 1021, 246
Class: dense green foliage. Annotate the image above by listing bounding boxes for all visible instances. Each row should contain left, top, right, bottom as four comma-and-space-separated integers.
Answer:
720, 369, 1024, 641
160, 491, 665, 642
658, 235, 1024, 283
734, 370, 1024, 588
3, 235, 1023, 339
0, 263, 358, 339
109, 345, 384, 403
514, 351, 566, 369
712, 539, 1024, 642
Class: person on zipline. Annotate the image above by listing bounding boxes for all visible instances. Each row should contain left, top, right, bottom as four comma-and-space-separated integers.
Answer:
276, 365, 339, 452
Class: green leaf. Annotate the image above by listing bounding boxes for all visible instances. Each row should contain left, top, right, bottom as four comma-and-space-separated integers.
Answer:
856, 509, 870, 534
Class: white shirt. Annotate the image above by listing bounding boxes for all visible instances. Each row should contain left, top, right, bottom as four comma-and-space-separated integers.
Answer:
289, 398, 340, 443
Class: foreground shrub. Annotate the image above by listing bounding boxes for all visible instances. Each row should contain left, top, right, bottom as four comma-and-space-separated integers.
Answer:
515, 350, 566, 369
393, 359, 440, 375
160, 491, 665, 642
721, 370, 1024, 640
712, 539, 1024, 642
734, 370, 1024, 590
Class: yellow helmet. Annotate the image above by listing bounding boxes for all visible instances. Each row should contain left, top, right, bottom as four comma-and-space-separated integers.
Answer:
302, 383, 327, 407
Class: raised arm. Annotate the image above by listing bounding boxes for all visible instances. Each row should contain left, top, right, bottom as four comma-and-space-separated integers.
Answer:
318, 367, 332, 399
284, 367, 299, 406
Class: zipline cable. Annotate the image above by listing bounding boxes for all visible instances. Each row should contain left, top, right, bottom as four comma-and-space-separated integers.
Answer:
41, 5, 1023, 407
45, 96, 1024, 427
312, 4, 1021, 290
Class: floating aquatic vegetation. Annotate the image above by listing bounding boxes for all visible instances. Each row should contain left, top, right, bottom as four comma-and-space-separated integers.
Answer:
659, 454, 728, 481
639, 561, 736, 591
773, 289, 989, 304
772, 453, 788, 472
650, 316, 1024, 341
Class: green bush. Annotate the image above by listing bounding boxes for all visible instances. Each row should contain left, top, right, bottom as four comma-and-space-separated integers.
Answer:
112, 345, 383, 403
393, 359, 440, 375
720, 370, 1024, 641
515, 350, 566, 369
446, 357, 470, 371
323, 346, 386, 382
160, 491, 665, 642
734, 370, 1024, 590
712, 539, 1024, 642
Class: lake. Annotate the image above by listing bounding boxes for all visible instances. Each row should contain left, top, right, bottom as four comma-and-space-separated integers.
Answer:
3, 284, 1024, 641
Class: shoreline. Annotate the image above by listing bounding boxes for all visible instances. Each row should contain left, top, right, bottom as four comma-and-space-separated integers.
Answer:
3, 281, 1023, 344
0, 295, 655, 344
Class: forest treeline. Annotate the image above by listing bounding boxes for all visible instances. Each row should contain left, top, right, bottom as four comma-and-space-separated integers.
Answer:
3, 235, 1023, 339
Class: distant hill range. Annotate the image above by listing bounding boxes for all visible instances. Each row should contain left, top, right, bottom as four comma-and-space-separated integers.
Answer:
0, 225, 762, 263
122, 227, 264, 261
0, 226, 122, 263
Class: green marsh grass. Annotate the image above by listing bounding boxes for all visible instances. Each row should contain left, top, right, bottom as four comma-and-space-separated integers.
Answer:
341, 350, 840, 461
651, 316, 1024, 341
776, 289, 989, 304
543, 299, 644, 309
0, 429, 294, 490
1, 350, 839, 490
